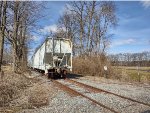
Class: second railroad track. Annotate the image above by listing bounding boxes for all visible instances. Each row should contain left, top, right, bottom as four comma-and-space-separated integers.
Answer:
52, 79, 150, 113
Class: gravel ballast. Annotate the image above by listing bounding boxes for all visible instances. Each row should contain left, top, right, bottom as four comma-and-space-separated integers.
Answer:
18, 87, 111, 113
17, 72, 150, 113
75, 78, 150, 104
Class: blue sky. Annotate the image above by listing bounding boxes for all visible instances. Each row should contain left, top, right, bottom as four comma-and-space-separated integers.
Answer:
109, 1, 150, 54
31, 1, 150, 55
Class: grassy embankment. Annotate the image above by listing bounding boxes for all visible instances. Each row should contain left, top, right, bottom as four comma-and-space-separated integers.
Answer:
113, 66, 150, 83
0, 65, 54, 113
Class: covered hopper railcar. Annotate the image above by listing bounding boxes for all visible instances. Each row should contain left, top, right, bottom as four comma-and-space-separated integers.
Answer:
30, 38, 72, 79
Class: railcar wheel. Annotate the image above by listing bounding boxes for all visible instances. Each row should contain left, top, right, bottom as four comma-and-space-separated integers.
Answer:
63, 70, 67, 79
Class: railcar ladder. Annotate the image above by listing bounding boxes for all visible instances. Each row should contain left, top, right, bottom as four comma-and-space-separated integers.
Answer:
59, 53, 66, 67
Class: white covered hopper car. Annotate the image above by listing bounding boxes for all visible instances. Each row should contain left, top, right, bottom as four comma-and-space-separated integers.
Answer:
30, 38, 72, 79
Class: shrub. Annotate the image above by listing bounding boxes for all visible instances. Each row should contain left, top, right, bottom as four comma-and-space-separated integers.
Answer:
73, 54, 113, 77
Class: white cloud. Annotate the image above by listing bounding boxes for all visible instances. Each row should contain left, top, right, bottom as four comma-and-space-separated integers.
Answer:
59, 3, 75, 16
40, 24, 58, 34
30, 35, 39, 41
141, 1, 150, 8
111, 38, 136, 47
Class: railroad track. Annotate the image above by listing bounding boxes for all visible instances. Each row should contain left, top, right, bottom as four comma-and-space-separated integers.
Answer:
81, 77, 150, 89
33, 70, 150, 112
66, 79, 150, 107
52, 79, 119, 113
52, 79, 150, 113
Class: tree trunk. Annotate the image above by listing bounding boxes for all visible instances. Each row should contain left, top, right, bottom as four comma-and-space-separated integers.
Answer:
0, 1, 7, 71
12, 2, 21, 73
22, 45, 28, 71
13, 46, 19, 73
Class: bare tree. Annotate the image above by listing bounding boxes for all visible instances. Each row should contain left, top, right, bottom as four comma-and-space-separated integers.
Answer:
109, 52, 150, 67
2, 47, 13, 64
0, 1, 7, 71
56, 1, 117, 56
4, 1, 44, 73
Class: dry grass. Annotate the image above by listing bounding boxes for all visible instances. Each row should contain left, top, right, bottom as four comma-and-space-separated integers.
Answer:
73, 55, 112, 77
114, 66, 150, 70
73, 57, 150, 83
0, 73, 31, 107
1, 65, 13, 72
0, 66, 55, 112
112, 67, 150, 83
28, 84, 49, 108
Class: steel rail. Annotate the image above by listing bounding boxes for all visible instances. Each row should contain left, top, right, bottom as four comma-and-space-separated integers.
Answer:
53, 80, 119, 113
67, 79, 150, 107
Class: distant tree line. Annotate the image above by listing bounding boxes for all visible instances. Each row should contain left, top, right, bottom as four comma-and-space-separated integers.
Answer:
109, 51, 150, 67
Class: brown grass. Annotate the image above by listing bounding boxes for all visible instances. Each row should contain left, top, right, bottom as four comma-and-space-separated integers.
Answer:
0, 66, 54, 112
72, 56, 150, 83
28, 84, 49, 108
73, 55, 112, 77
114, 66, 150, 70
113, 67, 150, 83
0, 73, 31, 107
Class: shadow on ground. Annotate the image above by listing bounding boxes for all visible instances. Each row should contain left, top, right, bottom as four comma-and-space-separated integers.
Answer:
141, 110, 150, 113
66, 73, 84, 79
